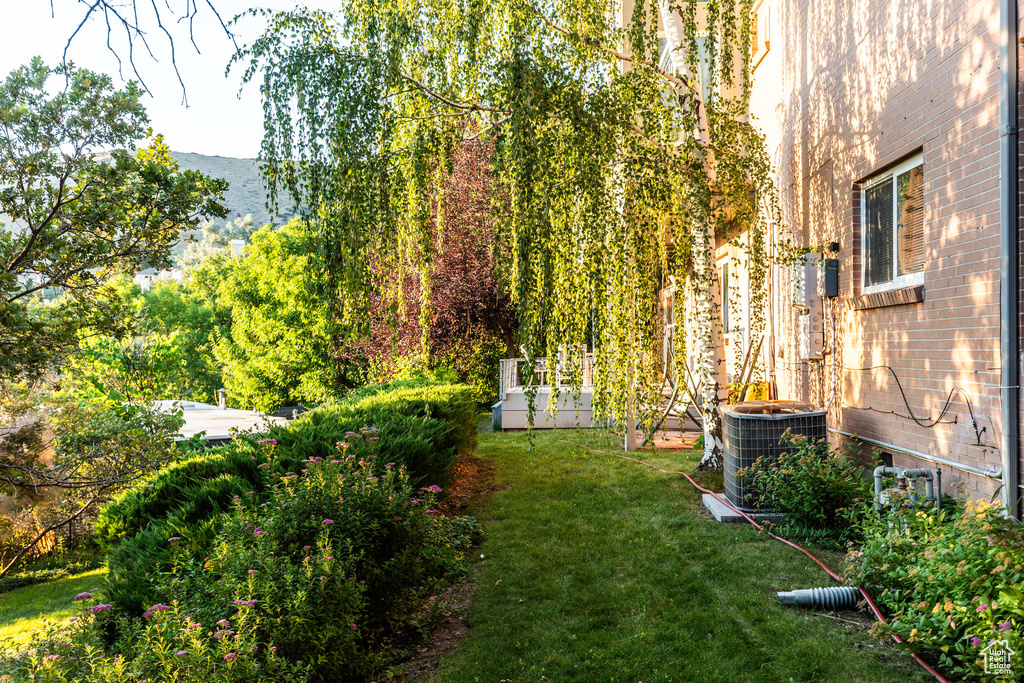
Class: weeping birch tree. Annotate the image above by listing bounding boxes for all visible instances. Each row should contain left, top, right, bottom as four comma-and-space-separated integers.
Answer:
237, 0, 777, 470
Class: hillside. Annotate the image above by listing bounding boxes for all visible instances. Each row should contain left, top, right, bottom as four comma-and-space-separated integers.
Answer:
172, 151, 299, 227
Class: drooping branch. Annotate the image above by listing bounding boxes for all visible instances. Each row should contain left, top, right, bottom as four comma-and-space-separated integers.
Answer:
54, 0, 238, 103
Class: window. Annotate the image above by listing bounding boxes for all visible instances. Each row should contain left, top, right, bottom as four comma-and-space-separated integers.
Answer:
862, 155, 924, 293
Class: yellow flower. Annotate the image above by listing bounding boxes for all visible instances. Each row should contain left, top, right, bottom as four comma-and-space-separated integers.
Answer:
931, 602, 942, 614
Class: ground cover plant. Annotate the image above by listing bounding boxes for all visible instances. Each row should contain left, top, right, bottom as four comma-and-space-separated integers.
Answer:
845, 499, 1024, 681
425, 427, 930, 682
0, 435, 480, 682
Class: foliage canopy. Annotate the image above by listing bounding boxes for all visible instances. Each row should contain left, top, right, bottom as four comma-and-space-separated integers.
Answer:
239, 0, 777, 465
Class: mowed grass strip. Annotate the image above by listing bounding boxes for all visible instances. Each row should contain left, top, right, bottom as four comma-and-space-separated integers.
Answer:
429, 428, 930, 683
0, 568, 108, 646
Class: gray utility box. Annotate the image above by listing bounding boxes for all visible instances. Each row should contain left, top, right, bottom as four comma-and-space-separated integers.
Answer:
723, 401, 827, 510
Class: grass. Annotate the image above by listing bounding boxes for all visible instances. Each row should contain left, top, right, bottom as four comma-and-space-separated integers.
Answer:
428, 427, 931, 683
0, 568, 108, 646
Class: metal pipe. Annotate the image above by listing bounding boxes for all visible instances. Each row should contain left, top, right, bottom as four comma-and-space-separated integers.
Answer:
936, 467, 942, 512
999, 0, 1021, 518
829, 427, 1002, 479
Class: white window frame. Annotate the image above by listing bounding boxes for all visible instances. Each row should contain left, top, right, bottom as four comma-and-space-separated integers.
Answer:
861, 154, 925, 295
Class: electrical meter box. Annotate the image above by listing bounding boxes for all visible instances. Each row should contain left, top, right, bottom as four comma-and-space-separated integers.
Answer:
799, 309, 824, 359
792, 254, 823, 360
817, 258, 839, 298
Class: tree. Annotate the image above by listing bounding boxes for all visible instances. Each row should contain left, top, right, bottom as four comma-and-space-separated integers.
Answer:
0, 59, 226, 574
214, 220, 365, 412
180, 214, 263, 266
367, 140, 518, 405
0, 59, 228, 381
239, 1, 778, 469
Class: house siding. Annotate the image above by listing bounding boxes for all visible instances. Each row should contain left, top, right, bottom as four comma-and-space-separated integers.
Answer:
751, 0, 1020, 502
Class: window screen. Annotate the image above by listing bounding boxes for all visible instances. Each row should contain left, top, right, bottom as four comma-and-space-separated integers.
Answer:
864, 178, 893, 287
897, 165, 924, 275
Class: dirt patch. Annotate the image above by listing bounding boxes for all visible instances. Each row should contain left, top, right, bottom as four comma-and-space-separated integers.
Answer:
390, 454, 496, 681
393, 581, 475, 682
437, 454, 497, 516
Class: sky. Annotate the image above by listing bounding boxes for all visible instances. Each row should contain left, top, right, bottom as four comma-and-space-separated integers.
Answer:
0, 1, 338, 159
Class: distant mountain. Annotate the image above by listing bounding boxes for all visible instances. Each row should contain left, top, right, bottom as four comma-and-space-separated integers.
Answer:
172, 151, 299, 227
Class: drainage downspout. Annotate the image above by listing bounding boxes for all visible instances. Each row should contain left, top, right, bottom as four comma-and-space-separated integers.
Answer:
999, 0, 1021, 518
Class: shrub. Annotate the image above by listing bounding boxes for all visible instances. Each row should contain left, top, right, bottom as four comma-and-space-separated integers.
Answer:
4, 440, 482, 683
737, 432, 871, 545
96, 383, 476, 547
0, 599, 308, 682
845, 500, 1023, 681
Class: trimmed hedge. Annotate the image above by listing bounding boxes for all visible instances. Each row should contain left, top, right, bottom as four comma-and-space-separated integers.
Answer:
94, 383, 476, 614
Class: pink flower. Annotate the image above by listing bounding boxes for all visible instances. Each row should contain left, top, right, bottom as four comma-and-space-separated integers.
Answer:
310, 457, 323, 463
410, 499, 422, 505
74, 592, 93, 600
168, 537, 182, 543
174, 650, 188, 657
216, 619, 230, 627
970, 636, 982, 647
232, 599, 256, 607
338, 441, 350, 449
394, 515, 403, 521
386, 462, 395, 468
88, 604, 112, 613
303, 545, 311, 550
188, 623, 201, 630
258, 439, 277, 446
224, 653, 238, 661
324, 556, 334, 561
425, 509, 439, 516
427, 485, 442, 493
977, 604, 988, 612
350, 623, 358, 630
248, 569, 258, 574
44, 654, 60, 662
149, 604, 171, 611
999, 621, 1012, 631
323, 519, 334, 525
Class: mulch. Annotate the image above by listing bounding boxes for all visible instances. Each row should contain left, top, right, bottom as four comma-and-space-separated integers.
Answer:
395, 453, 497, 681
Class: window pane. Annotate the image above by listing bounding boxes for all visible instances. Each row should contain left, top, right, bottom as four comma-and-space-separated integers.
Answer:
864, 178, 893, 286
897, 165, 924, 275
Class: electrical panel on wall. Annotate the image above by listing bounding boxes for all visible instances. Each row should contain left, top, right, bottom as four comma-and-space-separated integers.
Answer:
792, 253, 824, 360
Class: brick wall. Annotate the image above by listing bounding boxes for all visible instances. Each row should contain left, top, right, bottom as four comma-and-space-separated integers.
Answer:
751, 0, 1015, 502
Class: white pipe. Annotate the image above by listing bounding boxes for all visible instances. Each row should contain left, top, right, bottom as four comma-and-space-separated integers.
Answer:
829, 427, 1001, 479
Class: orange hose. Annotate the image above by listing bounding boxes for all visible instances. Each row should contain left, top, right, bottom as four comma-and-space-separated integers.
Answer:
564, 442, 951, 683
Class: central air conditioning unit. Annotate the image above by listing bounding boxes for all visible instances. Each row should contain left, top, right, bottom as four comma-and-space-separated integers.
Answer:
723, 401, 827, 511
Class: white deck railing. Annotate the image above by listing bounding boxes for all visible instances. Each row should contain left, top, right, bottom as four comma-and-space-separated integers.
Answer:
498, 354, 595, 400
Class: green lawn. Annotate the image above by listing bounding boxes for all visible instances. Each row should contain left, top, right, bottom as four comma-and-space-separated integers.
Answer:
0, 568, 108, 646
427, 428, 931, 683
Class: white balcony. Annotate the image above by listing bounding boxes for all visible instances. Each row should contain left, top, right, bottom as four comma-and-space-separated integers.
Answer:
496, 355, 594, 430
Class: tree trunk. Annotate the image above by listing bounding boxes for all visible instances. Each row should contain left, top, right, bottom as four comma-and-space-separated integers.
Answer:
695, 231, 729, 471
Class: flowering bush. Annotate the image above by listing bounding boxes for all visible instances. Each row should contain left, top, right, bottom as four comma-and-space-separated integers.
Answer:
0, 599, 306, 682
737, 432, 870, 545
845, 500, 1024, 680
2, 435, 482, 682
150, 441, 460, 678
